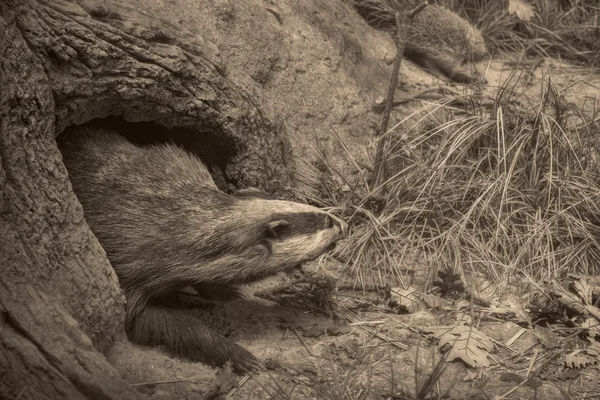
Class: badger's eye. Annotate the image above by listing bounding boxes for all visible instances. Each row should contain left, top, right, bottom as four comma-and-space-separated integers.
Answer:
325, 215, 335, 228
265, 220, 290, 240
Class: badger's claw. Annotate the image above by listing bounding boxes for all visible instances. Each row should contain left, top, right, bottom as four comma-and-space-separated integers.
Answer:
229, 345, 263, 374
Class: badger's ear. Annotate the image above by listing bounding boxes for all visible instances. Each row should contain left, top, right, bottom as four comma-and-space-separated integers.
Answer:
233, 187, 272, 200
264, 220, 290, 240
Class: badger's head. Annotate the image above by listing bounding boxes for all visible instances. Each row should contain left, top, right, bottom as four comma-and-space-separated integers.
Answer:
183, 188, 345, 285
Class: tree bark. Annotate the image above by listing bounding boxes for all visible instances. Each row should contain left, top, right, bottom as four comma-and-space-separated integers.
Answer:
0, 0, 294, 398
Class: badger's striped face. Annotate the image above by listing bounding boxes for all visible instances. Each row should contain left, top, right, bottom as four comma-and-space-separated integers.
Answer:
247, 199, 344, 262
217, 196, 345, 281
179, 189, 345, 285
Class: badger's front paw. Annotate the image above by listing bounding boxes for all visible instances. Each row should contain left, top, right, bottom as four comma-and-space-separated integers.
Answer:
192, 283, 245, 302
229, 344, 263, 374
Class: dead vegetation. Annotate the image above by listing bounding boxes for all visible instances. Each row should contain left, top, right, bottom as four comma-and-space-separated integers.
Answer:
283, 75, 600, 399
338, 75, 600, 287
271, 2, 600, 398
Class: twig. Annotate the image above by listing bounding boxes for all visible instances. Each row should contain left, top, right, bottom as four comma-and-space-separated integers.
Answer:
495, 377, 530, 400
349, 320, 386, 326
505, 327, 527, 348
525, 349, 539, 379
341, 309, 409, 350
227, 371, 255, 398
294, 328, 316, 356
371, 2, 428, 194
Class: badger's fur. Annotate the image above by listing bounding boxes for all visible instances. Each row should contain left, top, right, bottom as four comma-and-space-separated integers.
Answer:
350, 1, 488, 83
57, 126, 344, 373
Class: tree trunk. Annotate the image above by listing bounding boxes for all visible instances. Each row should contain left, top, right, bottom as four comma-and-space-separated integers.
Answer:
0, 0, 294, 398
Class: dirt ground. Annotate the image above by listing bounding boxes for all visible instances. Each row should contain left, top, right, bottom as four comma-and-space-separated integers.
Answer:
105, 259, 583, 399
107, 57, 600, 400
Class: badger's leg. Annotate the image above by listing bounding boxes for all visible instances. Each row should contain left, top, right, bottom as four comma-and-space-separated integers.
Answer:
124, 290, 261, 373
191, 283, 245, 302
163, 283, 244, 308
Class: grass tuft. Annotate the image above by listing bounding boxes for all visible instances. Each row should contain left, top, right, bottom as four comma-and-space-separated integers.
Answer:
319, 76, 600, 290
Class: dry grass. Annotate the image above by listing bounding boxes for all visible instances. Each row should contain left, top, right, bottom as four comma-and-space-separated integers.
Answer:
312, 75, 600, 290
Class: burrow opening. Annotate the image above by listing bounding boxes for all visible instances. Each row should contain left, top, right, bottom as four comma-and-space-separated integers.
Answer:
60, 117, 238, 192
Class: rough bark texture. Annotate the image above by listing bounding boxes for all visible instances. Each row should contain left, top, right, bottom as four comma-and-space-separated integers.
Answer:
0, 0, 296, 398
20, 0, 294, 191
0, 4, 139, 399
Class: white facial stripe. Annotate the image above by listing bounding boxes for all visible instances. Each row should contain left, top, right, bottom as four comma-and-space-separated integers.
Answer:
269, 230, 335, 260
245, 199, 326, 216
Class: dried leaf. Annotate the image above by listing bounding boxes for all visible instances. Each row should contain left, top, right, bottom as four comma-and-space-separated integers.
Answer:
508, 0, 535, 21
563, 350, 597, 369
549, 280, 586, 314
586, 304, 600, 322
390, 286, 424, 313
427, 324, 494, 368
587, 341, 600, 357
420, 293, 452, 310
493, 295, 531, 324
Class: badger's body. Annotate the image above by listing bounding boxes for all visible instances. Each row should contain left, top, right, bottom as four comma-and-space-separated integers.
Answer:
57, 126, 343, 372
351, 2, 488, 83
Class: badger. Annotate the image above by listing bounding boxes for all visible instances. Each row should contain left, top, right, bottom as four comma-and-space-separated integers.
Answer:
57, 125, 344, 373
